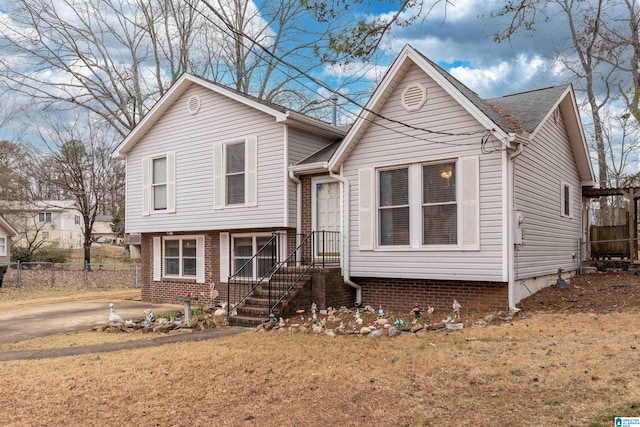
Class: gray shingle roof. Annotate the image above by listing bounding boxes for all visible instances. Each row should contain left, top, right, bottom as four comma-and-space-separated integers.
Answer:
297, 140, 342, 165
486, 85, 570, 133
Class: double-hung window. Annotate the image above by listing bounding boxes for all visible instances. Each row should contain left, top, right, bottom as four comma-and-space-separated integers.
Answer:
152, 157, 168, 210
0, 236, 6, 256
378, 168, 410, 246
163, 237, 197, 278
142, 153, 175, 216
225, 142, 245, 205
231, 234, 276, 280
38, 212, 52, 223
363, 156, 478, 251
213, 136, 258, 209
422, 162, 457, 245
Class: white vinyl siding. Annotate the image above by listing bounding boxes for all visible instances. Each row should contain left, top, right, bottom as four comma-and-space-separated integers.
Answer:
344, 63, 503, 281
514, 109, 581, 279
126, 85, 286, 233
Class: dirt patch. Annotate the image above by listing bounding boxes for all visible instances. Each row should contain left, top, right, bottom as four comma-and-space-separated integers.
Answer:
517, 271, 640, 314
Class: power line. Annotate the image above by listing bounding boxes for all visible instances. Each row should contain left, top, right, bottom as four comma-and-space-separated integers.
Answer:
190, 0, 492, 140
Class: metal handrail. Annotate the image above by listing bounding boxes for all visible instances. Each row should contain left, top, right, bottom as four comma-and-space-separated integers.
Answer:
227, 232, 281, 312
227, 230, 341, 318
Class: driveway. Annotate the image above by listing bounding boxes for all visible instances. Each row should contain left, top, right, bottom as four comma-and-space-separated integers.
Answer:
0, 299, 183, 345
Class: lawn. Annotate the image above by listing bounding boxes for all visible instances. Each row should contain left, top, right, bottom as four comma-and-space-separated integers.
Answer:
2, 274, 640, 426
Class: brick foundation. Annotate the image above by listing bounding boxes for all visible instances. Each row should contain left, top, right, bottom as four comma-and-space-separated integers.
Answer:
310, 267, 356, 309
352, 277, 509, 314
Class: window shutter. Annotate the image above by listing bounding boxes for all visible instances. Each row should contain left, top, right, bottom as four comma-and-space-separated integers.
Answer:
153, 236, 161, 281
246, 135, 258, 207
213, 143, 224, 210
359, 168, 374, 250
166, 151, 176, 213
219, 232, 230, 283
459, 156, 480, 250
142, 158, 150, 216
196, 235, 205, 283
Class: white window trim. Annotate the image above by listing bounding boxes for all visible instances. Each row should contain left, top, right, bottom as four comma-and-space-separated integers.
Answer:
372, 157, 476, 252
142, 152, 176, 216
560, 181, 574, 219
214, 135, 258, 210
376, 165, 411, 248
0, 235, 6, 256
161, 234, 203, 280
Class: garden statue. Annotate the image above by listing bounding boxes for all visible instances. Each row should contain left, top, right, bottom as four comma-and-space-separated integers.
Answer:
411, 304, 421, 321
377, 305, 385, 318
453, 299, 461, 319
311, 302, 318, 323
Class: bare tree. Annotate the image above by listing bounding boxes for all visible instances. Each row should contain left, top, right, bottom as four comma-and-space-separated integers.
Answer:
0, 140, 31, 201
602, 110, 640, 188
30, 114, 124, 268
0, 0, 204, 137
492, 0, 640, 191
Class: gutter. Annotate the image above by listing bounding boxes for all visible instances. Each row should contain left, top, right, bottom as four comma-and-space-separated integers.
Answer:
329, 168, 362, 307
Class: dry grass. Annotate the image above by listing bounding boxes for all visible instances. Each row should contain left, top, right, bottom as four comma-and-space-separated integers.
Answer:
0, 287, 139, 310
3, 309, 640, 426
4, 274, 640, 425
0, 330, 154, 352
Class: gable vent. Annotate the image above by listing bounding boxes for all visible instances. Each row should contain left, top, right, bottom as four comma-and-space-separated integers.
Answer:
553, 107, 561, 124
401, 83, 427, 112
187, 95, 201, 115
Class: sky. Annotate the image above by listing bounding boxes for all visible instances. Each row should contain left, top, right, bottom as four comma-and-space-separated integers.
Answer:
0, 0, 632, 174
354, 0, 570, 98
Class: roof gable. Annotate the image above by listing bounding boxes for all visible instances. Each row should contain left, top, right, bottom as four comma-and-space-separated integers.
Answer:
328, 45, 594, 184
329, 45, 514, 170
113, 74, 343, 159
0, 214, 18, 236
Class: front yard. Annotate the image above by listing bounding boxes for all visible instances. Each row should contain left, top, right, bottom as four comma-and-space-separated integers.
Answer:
2, 272, 640, 425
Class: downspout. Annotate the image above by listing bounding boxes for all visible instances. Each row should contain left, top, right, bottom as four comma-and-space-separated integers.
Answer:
507, 133, 526, 310
329, 168, 362, 306
288, 170, 302, 242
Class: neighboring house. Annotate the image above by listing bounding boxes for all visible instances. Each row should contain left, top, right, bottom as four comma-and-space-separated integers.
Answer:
0, 214, 18, 264
92, 215, 118, 244
3, 200, 84, 250
115, 45, 594, 318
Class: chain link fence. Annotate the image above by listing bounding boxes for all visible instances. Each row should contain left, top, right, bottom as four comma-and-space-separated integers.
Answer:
0, 262, 140, 290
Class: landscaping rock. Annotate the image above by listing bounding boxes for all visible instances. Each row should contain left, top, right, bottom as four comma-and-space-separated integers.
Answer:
368, 329, 383, 338
388, 327, 401, 337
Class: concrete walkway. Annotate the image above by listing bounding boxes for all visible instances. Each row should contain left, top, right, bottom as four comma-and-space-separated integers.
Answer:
0, 299, 250, 361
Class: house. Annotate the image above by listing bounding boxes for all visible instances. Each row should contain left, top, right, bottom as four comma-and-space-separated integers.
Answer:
114, 45, 594, 321
0, 214, 17, 264
92, 215, 118, 244
2, 200, 84, 250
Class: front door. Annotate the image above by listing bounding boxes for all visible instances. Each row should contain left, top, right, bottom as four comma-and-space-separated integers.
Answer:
314, 180, 340, 257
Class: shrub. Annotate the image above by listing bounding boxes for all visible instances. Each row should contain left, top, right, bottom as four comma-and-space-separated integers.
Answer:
33, 246, 71, 264
10, 246, 32, 263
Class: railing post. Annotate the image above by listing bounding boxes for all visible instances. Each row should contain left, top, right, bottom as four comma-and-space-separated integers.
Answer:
17, 261, 21, 288
322, 230, 326, 268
